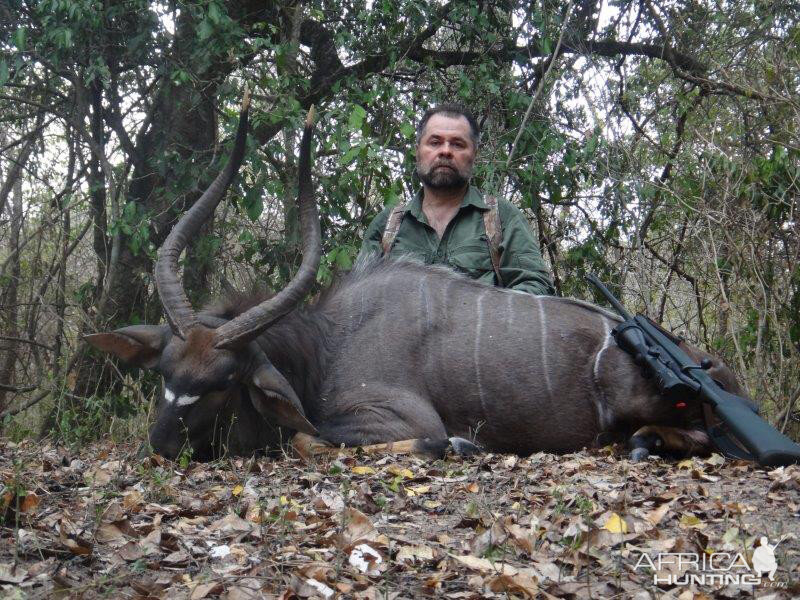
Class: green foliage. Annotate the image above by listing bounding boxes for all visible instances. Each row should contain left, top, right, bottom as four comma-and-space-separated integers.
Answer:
110, 201, 152, 257
55, 392, 140, 449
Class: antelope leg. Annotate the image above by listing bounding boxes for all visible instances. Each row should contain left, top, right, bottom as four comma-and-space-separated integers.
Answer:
629, 425, 713, 461
290, 432, 473, 460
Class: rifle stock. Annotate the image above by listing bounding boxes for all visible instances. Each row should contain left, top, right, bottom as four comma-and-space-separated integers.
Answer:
709, 388, 800, 467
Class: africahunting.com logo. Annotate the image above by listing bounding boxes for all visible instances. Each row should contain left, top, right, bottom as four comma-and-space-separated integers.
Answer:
633, 536, 787, 587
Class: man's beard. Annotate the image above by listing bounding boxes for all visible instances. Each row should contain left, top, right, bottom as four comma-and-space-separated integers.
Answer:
416, 161, 471, 190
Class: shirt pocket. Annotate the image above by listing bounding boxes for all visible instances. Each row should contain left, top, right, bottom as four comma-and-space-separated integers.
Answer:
389, 238, 433, 263
447, 240, 495, 279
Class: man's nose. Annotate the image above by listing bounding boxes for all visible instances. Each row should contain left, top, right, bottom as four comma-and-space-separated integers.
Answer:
438, 143, 454, 157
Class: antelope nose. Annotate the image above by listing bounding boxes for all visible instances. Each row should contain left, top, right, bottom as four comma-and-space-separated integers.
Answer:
149, 424, 181, 460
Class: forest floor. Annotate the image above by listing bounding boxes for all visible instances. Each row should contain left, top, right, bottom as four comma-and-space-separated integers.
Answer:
1, 437, 799, 599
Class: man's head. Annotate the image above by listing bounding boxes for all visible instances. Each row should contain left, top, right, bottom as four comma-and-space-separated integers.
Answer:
415, 104, 479, 191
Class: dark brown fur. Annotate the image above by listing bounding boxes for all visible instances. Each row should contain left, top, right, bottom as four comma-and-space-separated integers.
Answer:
88, 259, 740, 461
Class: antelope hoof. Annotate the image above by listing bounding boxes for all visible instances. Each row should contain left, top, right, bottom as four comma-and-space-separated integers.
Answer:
448, 437, 484, 457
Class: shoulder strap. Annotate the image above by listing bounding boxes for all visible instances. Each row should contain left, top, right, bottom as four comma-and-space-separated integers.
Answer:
381, 203, 407, 255
483, 195, 503, 286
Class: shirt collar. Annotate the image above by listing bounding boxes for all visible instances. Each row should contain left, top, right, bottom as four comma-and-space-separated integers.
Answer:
407, 185, 488, 222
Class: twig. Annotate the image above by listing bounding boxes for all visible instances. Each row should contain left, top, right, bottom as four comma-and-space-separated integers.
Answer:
503, 0, 575, 177
0, 335, 55, 352
0, 389, 49, 419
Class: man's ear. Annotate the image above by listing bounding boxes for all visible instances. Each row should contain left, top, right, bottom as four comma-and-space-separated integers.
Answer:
249, 361, 318, 436
84, 325, 170, 369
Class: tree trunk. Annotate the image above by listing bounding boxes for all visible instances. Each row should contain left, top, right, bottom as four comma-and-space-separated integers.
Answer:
0, 170, 24, 412
59, 10, 225, 425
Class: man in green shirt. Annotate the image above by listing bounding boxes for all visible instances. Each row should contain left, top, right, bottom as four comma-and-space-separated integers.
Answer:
357, 104, 554, 295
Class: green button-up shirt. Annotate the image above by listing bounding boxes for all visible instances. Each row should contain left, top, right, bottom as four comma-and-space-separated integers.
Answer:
357, 186, 554, 295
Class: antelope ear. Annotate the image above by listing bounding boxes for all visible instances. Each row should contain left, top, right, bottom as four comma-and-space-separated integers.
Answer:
84, 325, 170, 369
250, 362, 318, 436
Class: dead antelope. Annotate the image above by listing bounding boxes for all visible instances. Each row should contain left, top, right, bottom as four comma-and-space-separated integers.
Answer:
87, 95, 746, 462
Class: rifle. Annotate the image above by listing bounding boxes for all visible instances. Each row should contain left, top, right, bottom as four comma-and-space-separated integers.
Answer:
586, 273, 800, 467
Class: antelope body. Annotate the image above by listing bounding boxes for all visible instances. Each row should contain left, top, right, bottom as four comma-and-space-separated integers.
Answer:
86, 97, 742, 461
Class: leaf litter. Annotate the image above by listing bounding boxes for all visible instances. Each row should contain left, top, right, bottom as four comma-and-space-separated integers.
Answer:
1, 438, 798, 599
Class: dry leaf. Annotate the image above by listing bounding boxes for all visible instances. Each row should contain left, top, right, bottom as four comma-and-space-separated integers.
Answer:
19, 492, 40, 514
485, 572, 539, 598
163, 550, 190, 566
679, 514, 706, 529
396, 544, 434, 563
450, 554, 519, 575
348, 544, 383, 575
603, 513, 628, 534
117, 541, 144, 562
208, 512, 254, 537
59, 521, 92, 556
352, 466, 376, 475
190, 581, 223, 599
646, 501, 673, 526
386, 465, 414, 479
338, 507, 377, 549
0, 563, 26, 584
122, 490, 144, 511
224, 578, 263, 600
95, 522, 128, 546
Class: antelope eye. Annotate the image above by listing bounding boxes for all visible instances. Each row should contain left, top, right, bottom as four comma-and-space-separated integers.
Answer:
207, 376, 235, 393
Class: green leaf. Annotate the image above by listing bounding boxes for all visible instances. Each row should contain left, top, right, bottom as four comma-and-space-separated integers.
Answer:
243, 187, 263, 221
207, 2, 222, 24
13, 28, 27, 51
197, 19, 213, 40
340, 145, 361, 166
348, 105, 367, 131
334, 247, 353, 269
400, 122, 415, 139
0, 61, 8, 86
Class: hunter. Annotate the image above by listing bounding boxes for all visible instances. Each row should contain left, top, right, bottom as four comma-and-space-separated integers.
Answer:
357, 104, 554, 295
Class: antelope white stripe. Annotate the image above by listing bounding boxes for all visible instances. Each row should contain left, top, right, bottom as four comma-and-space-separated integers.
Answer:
164, 387, 199, 407
592, 318, 614, 429
176, 394, 200, 406
474, 291, 488, 417
593, 319, 613, 382
419, 277, 431, 334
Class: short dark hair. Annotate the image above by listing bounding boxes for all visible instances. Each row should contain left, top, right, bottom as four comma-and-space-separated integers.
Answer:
416, 104, 480, 148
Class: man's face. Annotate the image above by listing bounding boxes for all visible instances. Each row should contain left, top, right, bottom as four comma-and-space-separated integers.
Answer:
416, 113, 476, 191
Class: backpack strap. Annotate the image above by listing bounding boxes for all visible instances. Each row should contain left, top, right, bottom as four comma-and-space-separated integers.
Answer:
381, 203, 407, 255
483, 195, 503, 287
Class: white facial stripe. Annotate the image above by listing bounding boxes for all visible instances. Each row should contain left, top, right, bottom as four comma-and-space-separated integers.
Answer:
176, 394, 200, 407
164, 387, 199, 407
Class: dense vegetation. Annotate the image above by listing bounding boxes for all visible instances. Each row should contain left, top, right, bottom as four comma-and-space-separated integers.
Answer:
1, 0, 798, 444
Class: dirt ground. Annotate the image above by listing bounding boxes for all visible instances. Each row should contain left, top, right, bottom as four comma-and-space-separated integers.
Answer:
1, 438, 799, 599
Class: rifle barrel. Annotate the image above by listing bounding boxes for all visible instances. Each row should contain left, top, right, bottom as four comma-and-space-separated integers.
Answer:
585, 274, 633, 320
